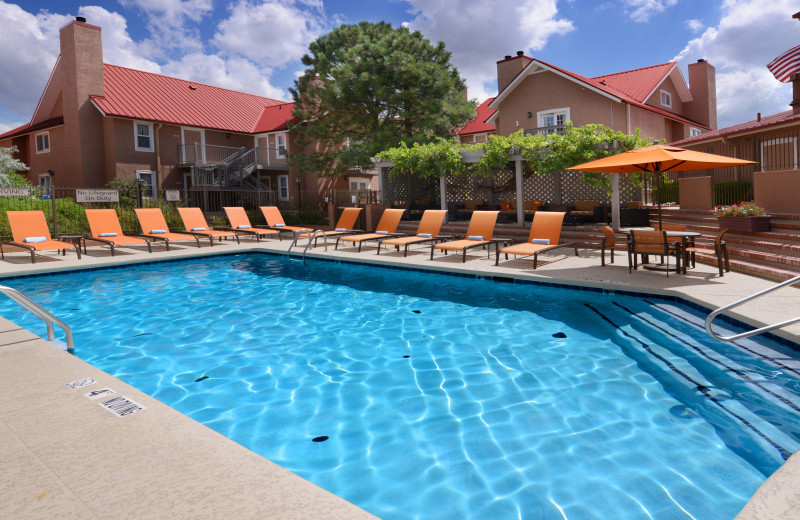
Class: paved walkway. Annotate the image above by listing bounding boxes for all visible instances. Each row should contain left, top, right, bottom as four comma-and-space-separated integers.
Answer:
0, 236, 797, 519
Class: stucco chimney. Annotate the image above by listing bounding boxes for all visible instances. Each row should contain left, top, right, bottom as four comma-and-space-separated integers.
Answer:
685, 59, 717, 130
59, 19, 106, 185
791, 74, 800, 115
497, 53, 533, 94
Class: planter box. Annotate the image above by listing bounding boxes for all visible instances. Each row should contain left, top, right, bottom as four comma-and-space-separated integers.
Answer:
718, 216, 771, 232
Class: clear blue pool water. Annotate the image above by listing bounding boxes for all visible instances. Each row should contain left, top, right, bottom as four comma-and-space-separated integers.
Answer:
2, 253, 799, 520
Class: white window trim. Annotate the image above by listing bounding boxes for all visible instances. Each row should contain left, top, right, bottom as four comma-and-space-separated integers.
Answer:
349, 176, 370, 191
275, 133, 287, 159
134, 121, 155, 152
180, 126, 206, 162
136, 170, 157, 198
660, 90, 672, 108
278, 174, 289, 201
689, 127, 702, 137
760, 136, 798, 171
537, 108, 570, 127
35, 131, 50, 154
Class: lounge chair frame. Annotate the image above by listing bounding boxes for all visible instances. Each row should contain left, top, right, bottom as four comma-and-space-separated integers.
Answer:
431, 211, 500, 263
135, 208, 205, 249
177, 207, 240, 245
222, 207, 280, 242
1, 211, 81, 263
335, 208, 406, 252
85, 208, 154, 255
377, 210, 448, 256
495, 211, 578, 269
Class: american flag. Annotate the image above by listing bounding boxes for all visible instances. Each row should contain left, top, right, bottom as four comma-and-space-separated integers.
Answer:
767, 44, 800, 83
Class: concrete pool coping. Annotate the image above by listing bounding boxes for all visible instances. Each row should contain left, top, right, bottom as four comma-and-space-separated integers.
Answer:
0, 237, 798, 519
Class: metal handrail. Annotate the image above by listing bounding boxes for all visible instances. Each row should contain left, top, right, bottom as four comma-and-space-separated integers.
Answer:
0, 284, 74, 353
705, 274, 800, 342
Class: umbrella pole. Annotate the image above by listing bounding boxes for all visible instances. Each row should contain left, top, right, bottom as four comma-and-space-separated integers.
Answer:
657, 170, 663, 230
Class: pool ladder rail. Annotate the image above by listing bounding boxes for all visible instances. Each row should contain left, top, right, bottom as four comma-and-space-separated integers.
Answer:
288, 229, 328, 262
705, 274, 800, 342
0, 284, 74, 353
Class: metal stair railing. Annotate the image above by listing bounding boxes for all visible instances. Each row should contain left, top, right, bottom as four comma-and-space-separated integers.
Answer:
0, 285, 75, 353
705, 274, 800, 342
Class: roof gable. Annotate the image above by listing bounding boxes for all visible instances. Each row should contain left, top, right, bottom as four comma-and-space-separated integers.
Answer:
672, 110, 800, 146
90, 64, 286, 134
458, 97, 496, 135
253, 103, 300, 133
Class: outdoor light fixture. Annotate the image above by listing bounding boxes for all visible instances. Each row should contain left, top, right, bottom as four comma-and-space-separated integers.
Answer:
527, 112, 532, 118
225, 133, 231, 139
47, 169, 54, 177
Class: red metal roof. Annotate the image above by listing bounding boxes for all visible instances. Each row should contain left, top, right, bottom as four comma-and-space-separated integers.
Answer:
458, 97, 496, 135
0, 117, 64, 140
592, 62, 675, 103
253, 102, 300, 133
672, 110, 800, 145
90, 64, 287, 134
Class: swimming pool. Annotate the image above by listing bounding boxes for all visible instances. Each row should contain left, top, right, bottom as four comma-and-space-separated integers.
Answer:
2, 253, 799, 520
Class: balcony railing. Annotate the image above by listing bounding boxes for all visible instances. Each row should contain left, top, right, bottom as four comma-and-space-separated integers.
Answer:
177, 144, 244, 165
524, 124, 566, 136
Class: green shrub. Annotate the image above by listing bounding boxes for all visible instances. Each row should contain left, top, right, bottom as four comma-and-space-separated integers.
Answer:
653, 179, 679, 204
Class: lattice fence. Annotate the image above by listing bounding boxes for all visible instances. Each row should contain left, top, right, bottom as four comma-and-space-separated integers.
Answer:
382, 168, 641, 205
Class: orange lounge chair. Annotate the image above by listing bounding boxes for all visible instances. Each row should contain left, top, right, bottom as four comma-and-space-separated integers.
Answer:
135, 208, 204, 249
259, 206, 315, 239
496, 211, 578, 269
378, 210, 447, 256
336, 208, 406, 252
85, 208, 154, 255
1, 210, 81, 263
431, 210, 499, 262
312, 207, 363, 246
222, 207, 280, 241
178, 207, 240, 244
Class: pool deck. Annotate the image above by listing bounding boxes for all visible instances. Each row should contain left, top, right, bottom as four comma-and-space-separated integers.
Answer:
0, 236, 798, 519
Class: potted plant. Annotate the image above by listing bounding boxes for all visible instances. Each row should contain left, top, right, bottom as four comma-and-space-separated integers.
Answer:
714, 201, 771, 232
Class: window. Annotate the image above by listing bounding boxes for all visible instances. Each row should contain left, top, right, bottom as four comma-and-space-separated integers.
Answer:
38, 173, 52, 196
761, 137, 798, 171
275, 133, 287, 158
349, 176, 370, 191
660, 90, 672, 108
689, 127, 702, 137
278, 174, 289, 201
136, 170, 156, 198
537, 108, 569, 134
134, 121, 154, 152
35, 131, 50, 153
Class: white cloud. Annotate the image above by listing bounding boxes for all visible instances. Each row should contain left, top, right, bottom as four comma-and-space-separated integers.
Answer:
118, 0, 212, 57
213, 0, 327, 68
0, 120, 26, 134
622, 0, 679, 23
674, 0, 798, 128
685, 18, 703, 33
404, 0, 574, 102
161, 53, 287, 100
0, 2, 70, 121
78, 6, 160, 73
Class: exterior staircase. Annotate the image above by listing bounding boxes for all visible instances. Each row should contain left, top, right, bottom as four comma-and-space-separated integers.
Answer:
395, 208, 800, 281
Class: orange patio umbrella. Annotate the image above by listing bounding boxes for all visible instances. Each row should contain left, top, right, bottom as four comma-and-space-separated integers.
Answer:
567, 144, 755, 230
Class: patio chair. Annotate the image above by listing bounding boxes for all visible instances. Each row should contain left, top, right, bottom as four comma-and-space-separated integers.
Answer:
1, 210, 81, 263
313, 207, 363, 246
431, 210, 499, 263
682, 229, 730, 276
259, 206, 315, 240
177, 207, 240, 244
85, 208, 154, 255
628, 229, 682, 277
377, 210, 448, 256
222, 207, 280, 241
135, 208, 204, 249
599, 225, 628, 266
495, 211, 577, 269
335, 208, 406, 252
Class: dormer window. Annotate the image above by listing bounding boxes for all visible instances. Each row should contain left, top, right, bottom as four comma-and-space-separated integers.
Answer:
660, 90, 672, 108
35, 131, 50, 153
690, 127, 702, 137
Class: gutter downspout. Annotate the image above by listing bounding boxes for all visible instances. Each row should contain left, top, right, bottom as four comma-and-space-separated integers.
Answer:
155, 123, 163, 194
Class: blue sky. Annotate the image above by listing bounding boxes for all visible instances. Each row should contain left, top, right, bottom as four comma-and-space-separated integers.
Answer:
1, 0, 799, 133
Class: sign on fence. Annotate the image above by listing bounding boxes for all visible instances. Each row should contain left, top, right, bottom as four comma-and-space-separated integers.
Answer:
76, 189, 119, 203
165, 190, 180, 201
0, 187, 30, 197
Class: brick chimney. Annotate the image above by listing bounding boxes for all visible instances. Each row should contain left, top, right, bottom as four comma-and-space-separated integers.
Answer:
59, 18, 106, 185
497, 51, 533, 94
685, 59, 717, 130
